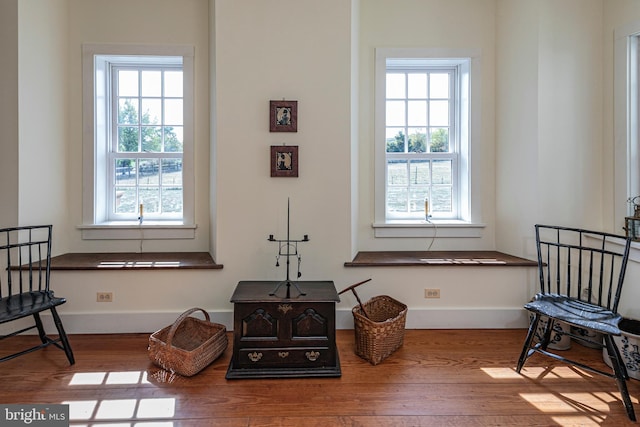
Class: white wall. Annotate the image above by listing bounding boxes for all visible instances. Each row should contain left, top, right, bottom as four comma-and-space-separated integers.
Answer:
0, 0, 20, 229
537, 0, 604, 228
18, 0, 70, 245
496, 0, 605, 252
8, 0, 640, 333
495, 0, 540, 258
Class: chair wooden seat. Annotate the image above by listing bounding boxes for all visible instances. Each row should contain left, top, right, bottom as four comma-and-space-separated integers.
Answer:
516, 224, 635, 421
0, 225, 74, 364
525, 293, 622, 335
0, 291, 66, 323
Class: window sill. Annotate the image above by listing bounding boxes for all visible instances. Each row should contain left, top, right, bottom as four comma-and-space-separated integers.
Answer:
344, 251, 537, 267
78, 222, 196, 240
372, 221, 486, 238
47, 252, 222, 270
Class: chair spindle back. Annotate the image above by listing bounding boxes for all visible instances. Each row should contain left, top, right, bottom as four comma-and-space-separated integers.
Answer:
535, 224, 631, 313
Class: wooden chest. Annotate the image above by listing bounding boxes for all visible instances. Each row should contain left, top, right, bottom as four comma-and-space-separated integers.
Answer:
225, 281, 341, 379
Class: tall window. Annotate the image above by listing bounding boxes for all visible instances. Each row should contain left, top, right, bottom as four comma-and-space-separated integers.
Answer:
112, 65, 183, 221
385, 61, 457, 220
375, 48, 477, 231
82, 45, 195, 239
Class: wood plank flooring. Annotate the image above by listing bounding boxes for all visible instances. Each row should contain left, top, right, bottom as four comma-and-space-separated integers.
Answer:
0, 329, 638, 426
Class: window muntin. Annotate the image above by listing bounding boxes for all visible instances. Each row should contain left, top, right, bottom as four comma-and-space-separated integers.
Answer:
384, 64, 458, 220
110, 66, 184, 221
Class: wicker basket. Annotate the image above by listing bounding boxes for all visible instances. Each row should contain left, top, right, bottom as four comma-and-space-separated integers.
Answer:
148, 307, 228, 376
353, 295, 408, 365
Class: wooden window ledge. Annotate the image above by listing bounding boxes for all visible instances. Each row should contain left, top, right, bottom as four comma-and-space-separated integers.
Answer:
46, 252, 223, 270
344, 251, 537, 267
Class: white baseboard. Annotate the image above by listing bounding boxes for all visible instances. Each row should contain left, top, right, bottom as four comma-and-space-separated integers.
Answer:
2, 308, 529, 335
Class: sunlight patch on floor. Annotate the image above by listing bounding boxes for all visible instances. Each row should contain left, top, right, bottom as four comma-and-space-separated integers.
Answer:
481, 366, 593, 379
64, 398, 176, 423
549, 415, 604, 426
520, 392, 618, 413
69, 371, 151, 386
64, 370, 176, 424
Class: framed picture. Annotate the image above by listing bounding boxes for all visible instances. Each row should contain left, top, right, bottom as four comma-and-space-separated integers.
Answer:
270, 100, 297, 132
270, 145, 299, 177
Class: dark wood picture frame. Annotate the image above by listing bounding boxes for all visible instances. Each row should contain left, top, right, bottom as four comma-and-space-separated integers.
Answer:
270, 100, 297, 132
270, 145, 299, 177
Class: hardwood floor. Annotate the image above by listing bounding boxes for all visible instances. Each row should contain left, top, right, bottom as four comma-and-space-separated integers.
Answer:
0, 329, 638, 426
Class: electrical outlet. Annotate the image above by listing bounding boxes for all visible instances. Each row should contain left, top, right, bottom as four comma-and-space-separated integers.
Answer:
424, 288, 440, 299
97, 292, 113, 302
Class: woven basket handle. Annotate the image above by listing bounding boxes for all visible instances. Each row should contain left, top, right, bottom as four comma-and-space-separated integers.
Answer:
338, 279, 372, 319
165, 307, 211, 347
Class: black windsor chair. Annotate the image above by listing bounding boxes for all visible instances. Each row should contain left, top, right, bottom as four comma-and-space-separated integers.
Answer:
516, 224, 635, 420
0, 225, 74, 364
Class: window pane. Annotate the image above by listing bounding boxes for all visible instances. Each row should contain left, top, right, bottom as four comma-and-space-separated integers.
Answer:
139, 188, 159, 213
139, 159, 160, 185
141, 71, 161, 97
432, 185, 452, 212
430, 73, 449, 98
141, 126, 162, 152
114, 159, 136, 185
386, 73, 405, 98
430, 128, 449, 152
141, 99, 161, 125
408, 74, 427, 99
407, 101, 427, 126
408, 129, 426, 153
387, 187, 407, 213
386, 100, 405, 126
386, 129, 405, 152
409, 188, 429, 213
432, 159, 452, 184
164, 99, 183, 125
115, 187, 136, 213
164, 71, 183, 97
164, 126, 183, 152
118, 127, 139, 152
118, 70, 138, 97
118, 99, 139, 125
162, 159, 183, 185
429, 100, 449, 126
387, 160, 407, 186
409, 160, 430, 185
162, 187, 182, 213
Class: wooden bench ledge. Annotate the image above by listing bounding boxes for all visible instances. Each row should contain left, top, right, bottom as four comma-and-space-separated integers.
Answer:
46, 252, 223, 270
344, 251, 537, 267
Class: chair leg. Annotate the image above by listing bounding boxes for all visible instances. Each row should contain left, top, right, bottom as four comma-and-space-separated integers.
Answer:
517, 313, 539, 372
604, 334, 636, 421
49, 307, 75, 365
540, 317, 554, 351
33, 312, 48, 344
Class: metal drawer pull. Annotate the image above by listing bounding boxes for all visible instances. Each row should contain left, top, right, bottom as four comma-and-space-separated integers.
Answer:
278, 351, 289, 358
247, 352, 263, 362
305, 351, 320, 361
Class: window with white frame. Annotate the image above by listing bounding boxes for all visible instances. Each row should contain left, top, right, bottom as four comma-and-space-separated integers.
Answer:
374, 48, 482, 238
111, 64, 183, 221
81, 45, 195, 239
384, 59, 459, 220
